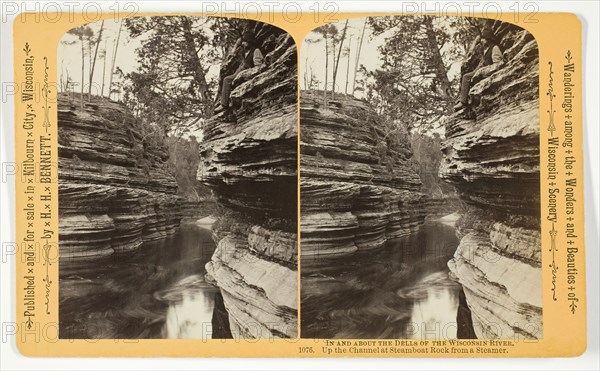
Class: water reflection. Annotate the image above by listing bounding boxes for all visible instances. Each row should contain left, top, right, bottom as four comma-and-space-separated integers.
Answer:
59, 220, 231, 339
401, 273, 459, 339
157, 274, 217, 339
301, 220, 464, 339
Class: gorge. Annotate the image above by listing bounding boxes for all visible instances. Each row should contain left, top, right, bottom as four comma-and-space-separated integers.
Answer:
299, 91, 460, 338
57, 93, 223, 338
57, 16, 542, 342
58, 19, 299, 340
299, 20, 542, 340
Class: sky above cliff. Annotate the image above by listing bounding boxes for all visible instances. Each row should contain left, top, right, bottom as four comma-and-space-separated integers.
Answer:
57, 17, 221, 103
300, 16, 463, 99
57, 17, 223, 140
58, 19, 138, 99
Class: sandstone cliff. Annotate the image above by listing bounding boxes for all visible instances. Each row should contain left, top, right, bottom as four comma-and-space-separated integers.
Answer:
440, 24, 542, 339
58, 94, 181, 259
300, 91, 426, 265
198, 25, 298, 339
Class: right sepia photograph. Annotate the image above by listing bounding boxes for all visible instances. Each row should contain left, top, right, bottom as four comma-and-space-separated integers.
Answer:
300, 16, 541, 340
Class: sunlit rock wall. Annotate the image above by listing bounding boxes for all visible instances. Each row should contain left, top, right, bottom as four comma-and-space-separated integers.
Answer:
300, 91, 426, 264
58, 94, 181, 259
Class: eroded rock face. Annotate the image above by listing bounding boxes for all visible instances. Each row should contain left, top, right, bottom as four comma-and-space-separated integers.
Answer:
300, 91, 426, 264
58, 95, 181, 259
422, 194, 461, 220
198, 25, 298, 339
440, 24, 542, 339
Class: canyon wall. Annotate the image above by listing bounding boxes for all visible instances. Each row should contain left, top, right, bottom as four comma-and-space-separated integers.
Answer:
440, 24, 542, 339
422, 194, 461, 220
58, 95, 181, 259
198, 25, 298, 339
300, 91, 426, 265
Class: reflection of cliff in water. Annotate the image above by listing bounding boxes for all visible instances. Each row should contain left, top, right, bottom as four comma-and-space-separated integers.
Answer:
59, 220, 232, 339
301, 220, 474, 339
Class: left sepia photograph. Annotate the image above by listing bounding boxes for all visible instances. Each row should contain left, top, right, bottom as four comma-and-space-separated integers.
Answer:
57, 16, 298, 340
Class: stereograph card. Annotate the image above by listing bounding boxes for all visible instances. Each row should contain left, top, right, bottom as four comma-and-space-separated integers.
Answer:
9, 5, 587, 358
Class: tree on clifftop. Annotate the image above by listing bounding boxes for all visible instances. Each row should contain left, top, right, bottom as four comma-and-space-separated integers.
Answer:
122, 16, 239, 137
65, 25, 94, 109
367, 16, 479, 132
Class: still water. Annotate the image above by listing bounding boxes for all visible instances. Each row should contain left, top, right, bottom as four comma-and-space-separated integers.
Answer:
59, 219, 231, 339
301, 220, 469, 339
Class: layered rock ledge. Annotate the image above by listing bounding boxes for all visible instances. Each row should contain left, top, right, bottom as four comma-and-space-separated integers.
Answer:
58, 94, 181, 259
198, 25, 298, 339
440, 24, 542, 339
300, 91, 426, 265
